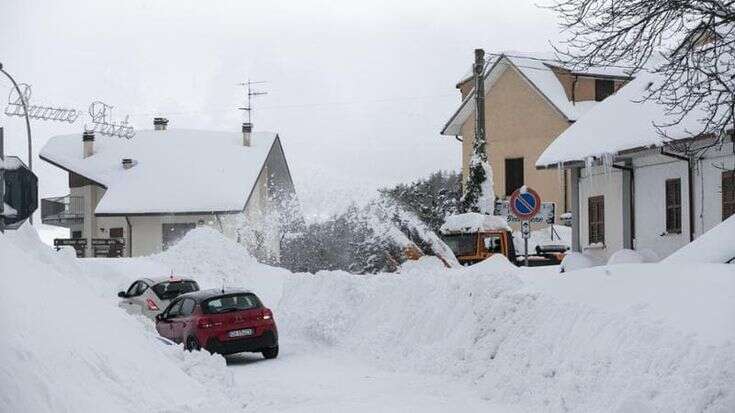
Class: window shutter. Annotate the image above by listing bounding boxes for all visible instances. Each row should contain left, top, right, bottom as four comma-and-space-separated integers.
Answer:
724, 171, 735, 220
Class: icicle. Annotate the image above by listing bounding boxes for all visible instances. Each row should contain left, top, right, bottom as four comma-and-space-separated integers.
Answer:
584, 156, 593, 177
601, 153, 614, 176
557, 161, 564, 194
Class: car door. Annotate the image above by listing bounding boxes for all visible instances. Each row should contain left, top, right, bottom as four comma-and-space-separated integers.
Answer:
128, 282, 150, 314
172, 298, 196, 341
119, 281, 144, 314
163, 299, 184, 343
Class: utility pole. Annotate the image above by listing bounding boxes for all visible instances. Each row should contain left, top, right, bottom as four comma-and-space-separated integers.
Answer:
473, 49, 486, 148
0, 63, 33, 224
1, 127, 5, 234
237, 79, 268, 124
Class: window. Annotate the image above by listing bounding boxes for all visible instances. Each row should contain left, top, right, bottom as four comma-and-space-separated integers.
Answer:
588, 196, 605, 244
665, 178, 682, 233
126, 281, 147, 297
72, 230, 82, 239
441, 234, 477, 256
505, 158, 524, 196
724, 171, 735, 220
151, 280, 199, 301
109, 227, 124, 239
483, 234, 503, 253
180, 299, 196, 316
167, 300, 184, 318
595, 79, 615, 101
203, 294, 263, 314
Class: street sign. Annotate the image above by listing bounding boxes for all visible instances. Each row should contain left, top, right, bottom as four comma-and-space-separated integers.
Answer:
2, 155, 38, 229
54, 238, 88, 247
494, 201, 555, 224
521, 221, 531, 239
509, 187, 542, 221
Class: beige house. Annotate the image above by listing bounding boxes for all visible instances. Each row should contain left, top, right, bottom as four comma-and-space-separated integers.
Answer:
441, 51, 631, 223
39, 119, 295, 259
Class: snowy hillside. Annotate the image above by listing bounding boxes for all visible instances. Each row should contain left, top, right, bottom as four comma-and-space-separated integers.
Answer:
1, 227, 733, 412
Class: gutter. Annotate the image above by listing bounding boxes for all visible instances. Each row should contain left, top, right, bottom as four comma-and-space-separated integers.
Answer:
660, 149, 695, 242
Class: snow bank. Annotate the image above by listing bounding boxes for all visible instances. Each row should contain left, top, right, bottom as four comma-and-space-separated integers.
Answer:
279, 263, 735, 411
559, 252, 599, 272
440, 212, 510, 234
607, 248, 658, 265
664, 215, 735, 264
0, 227, 241, 412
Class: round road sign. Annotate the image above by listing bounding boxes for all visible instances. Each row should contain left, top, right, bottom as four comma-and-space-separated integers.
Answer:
509, 187, 541, 221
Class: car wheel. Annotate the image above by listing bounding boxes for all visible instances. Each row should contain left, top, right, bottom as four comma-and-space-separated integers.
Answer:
185, 336, 201, 352
262, 346, 279, 359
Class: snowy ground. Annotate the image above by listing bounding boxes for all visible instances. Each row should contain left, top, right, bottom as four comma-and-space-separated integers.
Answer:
2, 226, 734, 412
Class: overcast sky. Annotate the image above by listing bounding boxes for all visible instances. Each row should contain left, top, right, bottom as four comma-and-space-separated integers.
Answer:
1, 0, 563, 234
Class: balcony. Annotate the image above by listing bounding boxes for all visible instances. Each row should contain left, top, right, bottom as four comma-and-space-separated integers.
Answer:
41, 195, 84, 227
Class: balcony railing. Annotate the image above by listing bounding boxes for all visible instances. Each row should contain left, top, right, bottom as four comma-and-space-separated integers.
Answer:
41, 195, 84, 227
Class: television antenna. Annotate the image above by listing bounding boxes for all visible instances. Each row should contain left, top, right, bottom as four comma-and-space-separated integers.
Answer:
237, 79, 268, 124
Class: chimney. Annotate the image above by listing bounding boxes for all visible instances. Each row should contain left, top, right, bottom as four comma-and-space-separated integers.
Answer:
242, 122, 253, 147
122, 158, 136, 170
83, 130, 94, 158
154, 117, 169, 131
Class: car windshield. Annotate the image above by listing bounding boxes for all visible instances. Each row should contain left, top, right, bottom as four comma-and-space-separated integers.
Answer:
151, 280, 199, 301
441, 234, 477, 256
203, 293, 262, 314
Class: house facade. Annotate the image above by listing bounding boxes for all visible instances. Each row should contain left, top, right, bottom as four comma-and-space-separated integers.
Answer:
441, 51, 631, 224
40, 119, 295, 259
537, 71, 735, 262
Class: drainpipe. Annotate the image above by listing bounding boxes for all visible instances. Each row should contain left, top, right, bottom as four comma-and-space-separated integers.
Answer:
570, 167, 581, 252
125, 216, 133, 257
660, 149, 695, 242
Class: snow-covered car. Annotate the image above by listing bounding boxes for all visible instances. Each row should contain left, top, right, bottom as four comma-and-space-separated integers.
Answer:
118, 276, 200, 319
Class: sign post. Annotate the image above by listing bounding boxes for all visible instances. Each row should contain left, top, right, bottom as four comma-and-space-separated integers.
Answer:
509, 186, 542, 267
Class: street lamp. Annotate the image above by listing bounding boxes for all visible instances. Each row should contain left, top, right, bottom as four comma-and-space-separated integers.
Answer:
0, 62, 34, 224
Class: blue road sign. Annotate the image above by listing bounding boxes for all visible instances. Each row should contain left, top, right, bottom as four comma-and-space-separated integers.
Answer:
509, 187, 541, 221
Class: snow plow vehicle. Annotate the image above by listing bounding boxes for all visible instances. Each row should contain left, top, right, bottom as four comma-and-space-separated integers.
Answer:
440, 228, 517, 266
439, 212, 566, 266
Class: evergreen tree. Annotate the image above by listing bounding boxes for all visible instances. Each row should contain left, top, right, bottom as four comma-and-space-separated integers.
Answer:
460, 132, 495, 214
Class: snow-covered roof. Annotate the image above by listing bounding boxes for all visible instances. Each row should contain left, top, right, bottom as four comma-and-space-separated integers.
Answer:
536, 71, 707, 167
439, 212, 510, 234
40, 128, 281, 215
442, 52, 631, 136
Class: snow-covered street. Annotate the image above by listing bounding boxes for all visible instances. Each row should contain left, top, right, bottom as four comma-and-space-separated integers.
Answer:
228, 337, 514, 412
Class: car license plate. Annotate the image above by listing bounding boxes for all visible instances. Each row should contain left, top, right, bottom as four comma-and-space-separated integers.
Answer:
228, 328, 253, 338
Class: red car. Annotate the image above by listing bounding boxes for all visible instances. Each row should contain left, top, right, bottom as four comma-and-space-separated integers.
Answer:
155, 288, 278, 359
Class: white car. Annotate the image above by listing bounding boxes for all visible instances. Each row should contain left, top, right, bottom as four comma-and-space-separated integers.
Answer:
118, 276, 200, 319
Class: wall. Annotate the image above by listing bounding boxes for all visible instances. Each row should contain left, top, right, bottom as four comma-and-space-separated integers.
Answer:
577, 166, 624, 262
633, 155, 690, 258
574, 141, 734, 262
460, 64, 572, 225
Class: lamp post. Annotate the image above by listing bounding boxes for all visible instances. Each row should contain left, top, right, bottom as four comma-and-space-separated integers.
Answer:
0, 62, 34, 224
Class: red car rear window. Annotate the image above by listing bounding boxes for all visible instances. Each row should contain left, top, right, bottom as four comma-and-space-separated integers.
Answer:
203, 293, 262, 314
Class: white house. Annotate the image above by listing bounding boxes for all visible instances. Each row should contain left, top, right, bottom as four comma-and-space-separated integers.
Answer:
536, 71, 735, 262
40, 119, 295, 259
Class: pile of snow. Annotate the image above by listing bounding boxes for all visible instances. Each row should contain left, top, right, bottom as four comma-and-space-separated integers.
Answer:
440, 212, 510, 234
559, 252, 600, 272
280, 262, 735, 411
0, 227, 242, 412
664, 215, 735, 264
607, 248, 659, 265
